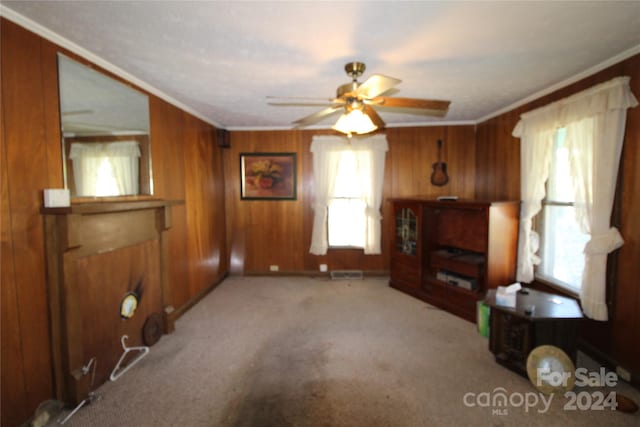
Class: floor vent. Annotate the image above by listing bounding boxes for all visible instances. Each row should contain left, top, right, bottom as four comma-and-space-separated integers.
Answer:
330, 270, 364, 280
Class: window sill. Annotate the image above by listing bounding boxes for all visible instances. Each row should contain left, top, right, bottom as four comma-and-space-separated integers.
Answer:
532, 275, 580, 300
328, 246, 365, 251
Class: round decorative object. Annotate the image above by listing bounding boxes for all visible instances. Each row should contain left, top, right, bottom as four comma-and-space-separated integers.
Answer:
142, 312, 164, 346
527, 345, 576, 395
119, 292, 139, 319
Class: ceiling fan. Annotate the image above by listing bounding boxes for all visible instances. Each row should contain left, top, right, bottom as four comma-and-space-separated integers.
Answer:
268, 61, 450, 136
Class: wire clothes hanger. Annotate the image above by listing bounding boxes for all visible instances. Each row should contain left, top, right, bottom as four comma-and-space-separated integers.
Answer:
110, 335, 149, 381
58, 357, 101, 424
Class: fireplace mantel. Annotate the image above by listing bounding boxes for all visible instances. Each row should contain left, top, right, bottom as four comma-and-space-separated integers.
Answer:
42, 200, 178, 405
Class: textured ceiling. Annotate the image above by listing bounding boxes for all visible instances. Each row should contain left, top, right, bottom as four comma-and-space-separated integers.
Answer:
3, 1, 640, 130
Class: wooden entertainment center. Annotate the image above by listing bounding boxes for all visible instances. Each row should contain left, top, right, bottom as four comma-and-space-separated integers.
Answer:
389, 199, 520, 322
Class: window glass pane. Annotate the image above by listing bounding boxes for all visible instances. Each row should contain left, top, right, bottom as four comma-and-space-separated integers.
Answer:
538, 205, 589, 292
328, 198, 366, 247
95, 158, 120, 197
333, 150, 361, 198
547, 128, 574, 203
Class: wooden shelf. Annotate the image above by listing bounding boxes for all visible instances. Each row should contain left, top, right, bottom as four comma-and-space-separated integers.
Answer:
430, 249, 485, 278
389, 199, 520, 323
426, 276, 482, 297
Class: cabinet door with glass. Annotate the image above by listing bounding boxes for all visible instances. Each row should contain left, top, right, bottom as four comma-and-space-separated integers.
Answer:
395, 204, 419, 256
390, 201, 422, 290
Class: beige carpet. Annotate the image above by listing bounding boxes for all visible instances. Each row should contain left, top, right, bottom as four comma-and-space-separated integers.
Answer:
57, 276, 639, 426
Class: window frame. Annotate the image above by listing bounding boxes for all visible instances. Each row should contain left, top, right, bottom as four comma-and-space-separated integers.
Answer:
326, 149, 366, 250
535, 201, 581, 298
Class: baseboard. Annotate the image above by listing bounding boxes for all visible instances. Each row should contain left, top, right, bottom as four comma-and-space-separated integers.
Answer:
578, 338, 639, 391
166, 271, 229, 329
239, 270, 390, 277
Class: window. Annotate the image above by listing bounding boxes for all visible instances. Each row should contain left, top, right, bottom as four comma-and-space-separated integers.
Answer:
69, 141, 141, 197
536, 129, 589, 293
327, 150, 366, 248
513, 76, 635, 320
95, 158, 121, 196
309, 134, 387, 255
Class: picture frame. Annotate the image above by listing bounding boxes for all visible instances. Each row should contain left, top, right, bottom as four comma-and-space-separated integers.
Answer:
240, 152, 297, 200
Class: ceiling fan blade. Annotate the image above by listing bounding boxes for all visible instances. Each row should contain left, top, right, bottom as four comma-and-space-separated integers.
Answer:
371, 96, 450, 115
268, 102, 339, 107
267, 95, 341, 102
292, 106, 343, 128
363, 105, 385, 129
267, 96, 345, 107
355, 74, 402, 99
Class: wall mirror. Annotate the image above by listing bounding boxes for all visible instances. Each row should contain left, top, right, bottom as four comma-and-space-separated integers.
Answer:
58, 53, 153, 198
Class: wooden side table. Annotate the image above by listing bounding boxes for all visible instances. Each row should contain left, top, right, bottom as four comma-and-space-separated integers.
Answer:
484, 288, 583, 377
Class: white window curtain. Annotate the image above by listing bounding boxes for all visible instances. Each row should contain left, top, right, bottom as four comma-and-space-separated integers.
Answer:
309, 134, 388, 255
107, 141, 141, 195
69, 141, 141, 196
513, 76, 637, 320
69, 143, 104, 196
351, 136, 388, 254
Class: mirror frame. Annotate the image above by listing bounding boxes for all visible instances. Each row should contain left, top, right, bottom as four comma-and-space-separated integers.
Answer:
57, 53, 154, 199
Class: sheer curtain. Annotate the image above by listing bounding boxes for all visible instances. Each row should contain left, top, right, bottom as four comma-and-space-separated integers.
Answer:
309, 136, 347, 255
513, 114, 555, 283
69, 141, 141, 196
107, 141, 142, 195
513, 76, 637, 320
309, 134, 388, 255
351, 135, 388, 254
69, 142, 104, 196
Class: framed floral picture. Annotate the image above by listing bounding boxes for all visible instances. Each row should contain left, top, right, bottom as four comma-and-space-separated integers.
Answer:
240, 152, 297, 200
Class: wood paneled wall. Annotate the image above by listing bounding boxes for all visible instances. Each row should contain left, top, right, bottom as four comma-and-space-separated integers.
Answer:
1, 20, 60, 426
3, 11, 638, 426
1, 19, 227, 427
475, 54, 640, 381
223, 125, 477, 275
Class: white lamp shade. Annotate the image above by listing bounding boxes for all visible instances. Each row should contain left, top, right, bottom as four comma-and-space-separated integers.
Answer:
332, 109, 377, 135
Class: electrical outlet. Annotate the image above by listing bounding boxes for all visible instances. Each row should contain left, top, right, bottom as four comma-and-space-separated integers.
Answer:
269, 265, 279, 272
616, 366, 631, 382
319, 264, 328, 272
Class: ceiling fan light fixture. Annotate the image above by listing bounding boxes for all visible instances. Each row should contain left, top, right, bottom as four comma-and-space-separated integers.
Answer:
332, 109, 377, 136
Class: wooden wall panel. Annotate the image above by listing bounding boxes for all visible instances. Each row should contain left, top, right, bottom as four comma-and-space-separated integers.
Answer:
0, 20, 54, 425
224, 130, 305, 273
1, 18, 228, 426
40, 38, 64, 187
183, 114, 227, 296
474, 112, 521, 200
225, 126, 477, 275
1, 59, 28, 427
612, 55, 640, 376
149, 96, 190, 309
149, 97, 186, 200
475, 54, 640, 379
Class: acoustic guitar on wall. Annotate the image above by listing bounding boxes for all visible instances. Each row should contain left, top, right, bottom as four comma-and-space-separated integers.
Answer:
431, 139, 449, 186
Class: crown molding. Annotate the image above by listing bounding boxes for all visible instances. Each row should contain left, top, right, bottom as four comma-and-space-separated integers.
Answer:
0, 5, 223, 129
226, 120, 476, 132
2, 4, 638, 132
476, 43, 640, 124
